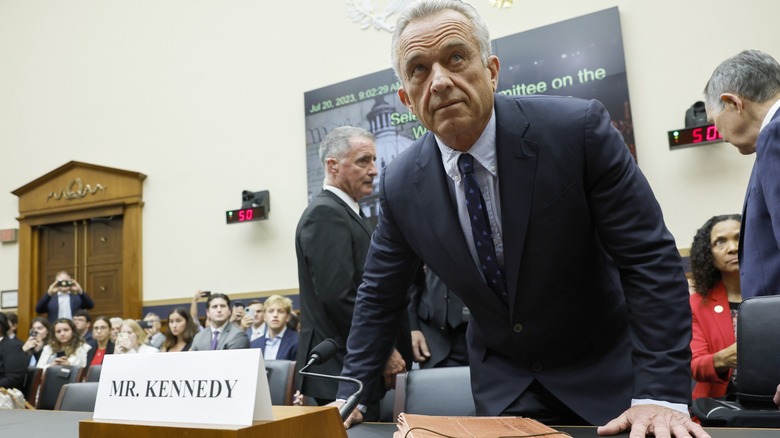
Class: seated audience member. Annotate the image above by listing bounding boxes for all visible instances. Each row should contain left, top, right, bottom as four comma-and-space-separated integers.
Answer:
0, 312, 26, 390
162, 307, 198, 352
230, 301, 245, 327
287, 310, 300, 332
191, 293, 249, 350
109, 317, 123, 342
250, 295, 298, 361
6, 312, 18, 339
37, 318, 91, 369
35, 271, 94, 324
143, 312, 165, 349
690, 214, 742, 401
21, 317, 52, 367
115, 319, 159, 354
245, 300, 266, 341
73, 309, 93, 342
86, 316, 115, 367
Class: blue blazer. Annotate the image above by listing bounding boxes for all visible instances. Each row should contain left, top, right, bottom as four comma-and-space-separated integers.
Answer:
740, 107, 780, 298
339, 94, 692, 425
251, 329, 298, 361
35, 292, 95, 324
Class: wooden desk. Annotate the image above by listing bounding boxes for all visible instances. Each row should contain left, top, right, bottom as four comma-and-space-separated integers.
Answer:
2, 410, 780, 437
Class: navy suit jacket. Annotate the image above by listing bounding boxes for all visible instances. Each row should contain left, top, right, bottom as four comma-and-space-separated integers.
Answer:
35, 292, 94, 324
340, 94, 692, 425
251, 328, 299, 361
740, 107, 780, 298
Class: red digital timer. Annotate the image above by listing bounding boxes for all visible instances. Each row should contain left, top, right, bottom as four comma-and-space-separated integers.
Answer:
225, 206, 266, 224
668, 123, 723, 149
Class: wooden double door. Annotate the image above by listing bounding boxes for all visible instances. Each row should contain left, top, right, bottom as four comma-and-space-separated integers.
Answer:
39, 217, 124, 318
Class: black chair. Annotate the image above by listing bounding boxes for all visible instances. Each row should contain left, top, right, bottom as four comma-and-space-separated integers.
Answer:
691, 295, 780, 426
265, 360, 296, 405
393, 366, 475, 419
84, 365, 102, 383
22, 366, 42, 405
36, 365, 83, 410
54, 382, 99, 412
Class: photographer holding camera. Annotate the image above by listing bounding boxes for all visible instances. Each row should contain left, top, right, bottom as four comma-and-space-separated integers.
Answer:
34, 271, 94, 324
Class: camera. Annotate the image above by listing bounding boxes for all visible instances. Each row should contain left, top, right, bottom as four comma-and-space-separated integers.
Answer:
137, 320, 153, 330
57, 280, 72, 288
29, 328, 38, 339
200, 291, 211, 298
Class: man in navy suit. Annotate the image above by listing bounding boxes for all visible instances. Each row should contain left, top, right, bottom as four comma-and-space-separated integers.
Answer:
35, 271, 94, 324
336, 2, 704, 437
704, 49, 780, 299
250, 295, 298, 361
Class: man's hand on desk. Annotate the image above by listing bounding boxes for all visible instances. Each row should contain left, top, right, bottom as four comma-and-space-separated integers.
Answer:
597, 404, 711, 438
328, 399, 363, 429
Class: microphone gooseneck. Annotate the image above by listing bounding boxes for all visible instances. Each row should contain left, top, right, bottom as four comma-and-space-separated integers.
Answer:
299, 338, 364, 421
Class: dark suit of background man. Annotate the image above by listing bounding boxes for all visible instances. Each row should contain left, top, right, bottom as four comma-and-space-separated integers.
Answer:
295, 126, 407, 421
0, 312, 26, 390
704, 49, 780, 299
336, 2, 704, 437
35, 271, 94, 324
408, 266, 468, 368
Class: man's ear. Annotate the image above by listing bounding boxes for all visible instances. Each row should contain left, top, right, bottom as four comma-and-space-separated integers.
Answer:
720, 93, 744, 112
398, 88, 415, 114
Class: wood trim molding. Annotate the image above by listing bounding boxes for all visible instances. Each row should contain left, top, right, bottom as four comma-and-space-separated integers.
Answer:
14, 161, 146, 336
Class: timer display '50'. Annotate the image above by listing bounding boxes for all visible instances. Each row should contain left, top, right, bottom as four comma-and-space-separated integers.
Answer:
668, 123, 723, 149
225, 206, 266, 224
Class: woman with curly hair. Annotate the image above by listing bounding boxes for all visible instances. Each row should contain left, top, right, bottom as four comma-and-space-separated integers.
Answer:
689, 214, 741, 401
36, 318, 90, 369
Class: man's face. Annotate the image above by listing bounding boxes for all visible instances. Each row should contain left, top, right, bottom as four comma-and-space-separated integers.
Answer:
207, 298, 231, 327
397, 10, 499, 151
708, 100, 758, 155
264, 303, 290, 332
231, 305, 245, 322
248, 303, 264, 327
73, 316, 90, 334
329, 136, 378, 202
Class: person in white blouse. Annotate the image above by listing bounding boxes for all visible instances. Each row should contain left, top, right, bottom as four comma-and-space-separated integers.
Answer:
37, 318, 91, 369
115, 319, 159, 354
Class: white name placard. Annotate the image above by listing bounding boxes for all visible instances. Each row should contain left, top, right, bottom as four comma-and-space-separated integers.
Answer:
93, 349, 273, 426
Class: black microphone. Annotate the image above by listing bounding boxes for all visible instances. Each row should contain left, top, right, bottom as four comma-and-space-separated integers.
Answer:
299, 338, 364, 421
304, 338, 338, 368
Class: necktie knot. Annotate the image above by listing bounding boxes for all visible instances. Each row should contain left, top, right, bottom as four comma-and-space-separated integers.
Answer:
458, 153, 475, 175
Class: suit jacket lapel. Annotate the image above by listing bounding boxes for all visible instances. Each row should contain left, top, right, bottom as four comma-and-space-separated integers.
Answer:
494, 95, 536, 309
320, 190, 373, 236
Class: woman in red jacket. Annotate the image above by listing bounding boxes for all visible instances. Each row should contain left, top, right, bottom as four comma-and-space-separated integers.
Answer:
689, 214, 742, 401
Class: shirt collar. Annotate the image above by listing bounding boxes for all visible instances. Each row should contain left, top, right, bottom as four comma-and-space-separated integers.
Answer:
435, 111, 498, 181
324, 185, 360, 215
760, 99, 780, 132
270, 327, 287, 340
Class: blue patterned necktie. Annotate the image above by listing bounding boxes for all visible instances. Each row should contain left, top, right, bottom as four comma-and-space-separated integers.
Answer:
457, 153, 507, 301
210, 330, 220, 350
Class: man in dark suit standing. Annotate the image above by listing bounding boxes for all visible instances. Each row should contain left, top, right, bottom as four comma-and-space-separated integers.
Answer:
336, 2, 704, 437
408, 266, 468, 368
295, 126, 406, 421
704, 49, 780, 299
35, 271, 94, 324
